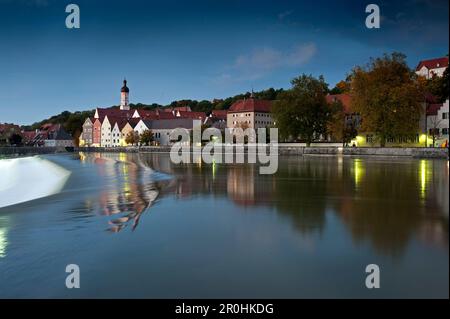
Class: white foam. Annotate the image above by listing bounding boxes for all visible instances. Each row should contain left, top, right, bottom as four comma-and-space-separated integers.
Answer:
0, 156, 71, 208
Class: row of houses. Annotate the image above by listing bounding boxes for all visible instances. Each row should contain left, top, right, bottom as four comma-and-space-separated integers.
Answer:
79, 80, 275, 147
0, 123, 74, 147
80, 57, 449, 148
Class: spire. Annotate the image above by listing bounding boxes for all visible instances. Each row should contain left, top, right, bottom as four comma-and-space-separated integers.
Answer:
250, 88, 255, 99
121, 78, 129, 93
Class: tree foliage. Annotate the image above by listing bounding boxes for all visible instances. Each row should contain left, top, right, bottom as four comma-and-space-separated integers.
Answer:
425, 67, 449, 103
327, 101, 357, 145
272, 74, 331, 145
351, 52, 424, 146
125, 131, 139, 146
139, 129, 154, 146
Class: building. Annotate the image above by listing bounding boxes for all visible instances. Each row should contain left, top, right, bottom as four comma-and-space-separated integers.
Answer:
121, 119, 140, 146
135, 118, 198, 145
227, 95, 273, 129
205, 110, 228, 130
120, 79, 130, 110
176, 110, 207, 121
111, 119, 128, 147
92, 118, 102, 146
101, 115, 120, 147
415, 57, 449, 79
80, 118, 94, 146
38, 124, 73, 147
426, 99, 449, 147
0, 123, 21, 145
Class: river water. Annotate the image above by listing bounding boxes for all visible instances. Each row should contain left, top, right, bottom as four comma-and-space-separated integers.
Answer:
0, 152, 448, 298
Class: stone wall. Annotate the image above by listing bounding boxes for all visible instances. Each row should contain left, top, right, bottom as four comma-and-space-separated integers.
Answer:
73, 145, 449, 159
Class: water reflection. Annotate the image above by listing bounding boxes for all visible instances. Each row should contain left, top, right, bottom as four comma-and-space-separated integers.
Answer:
77, 152, 170, 232
67, 152, 449, 256
135, 153, 449, 257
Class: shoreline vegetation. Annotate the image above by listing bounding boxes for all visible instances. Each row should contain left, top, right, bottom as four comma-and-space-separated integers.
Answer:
1, 145, 448, 159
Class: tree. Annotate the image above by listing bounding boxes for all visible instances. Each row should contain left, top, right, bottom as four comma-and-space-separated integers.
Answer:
125, 131, 139, 146
330, 77, 352, 95
139, 129, 154, 146
351, 52, 424, 147
327, 100, 358, 146
272, 74, 331, 146
425, 67, 449, 103
9, 133, 23, 146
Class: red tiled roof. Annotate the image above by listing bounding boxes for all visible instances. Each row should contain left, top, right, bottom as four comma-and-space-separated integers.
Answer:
211, 110, 228, 120
173, 106, 192, 112
157, 112, 177, 120
426, 103, 443, 116
136, 110, 159, 120
95, 108, 134, 120
127, 118, 140, 128
112, 118, 129, 130
21, 131, 37, 141
0, 123, 21, 134
416, 57, 449, 71
177, 111, 206, 120
326, 94, 352, 113
228, 98, 272, 113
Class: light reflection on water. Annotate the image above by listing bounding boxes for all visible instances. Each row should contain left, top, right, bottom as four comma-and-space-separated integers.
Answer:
0, 152, 448, 298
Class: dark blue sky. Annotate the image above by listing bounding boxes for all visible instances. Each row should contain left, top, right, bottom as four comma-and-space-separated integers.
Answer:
0, 0, 448, 124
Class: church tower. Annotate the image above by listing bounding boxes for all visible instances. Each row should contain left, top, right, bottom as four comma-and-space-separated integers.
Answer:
120, 79, 130, 110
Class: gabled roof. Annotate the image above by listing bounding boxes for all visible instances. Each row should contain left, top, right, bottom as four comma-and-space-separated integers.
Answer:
95, 107, 134, 120
326, 94, 352, 113
112, 118, 129, 130
416, 57, 449, 71
228, 98, 272, 113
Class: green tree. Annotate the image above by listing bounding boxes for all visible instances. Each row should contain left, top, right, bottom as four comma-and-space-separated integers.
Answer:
272, 74, 331, 146
327, 101, 357, 146
125, 131, 139, 146
351, 52, 424, 147
9, 133, 23, 146
140, 129, 154, 146
425, 67, 449, 103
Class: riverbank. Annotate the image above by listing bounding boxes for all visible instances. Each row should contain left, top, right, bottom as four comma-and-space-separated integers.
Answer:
74, 145, 449, 159
0, 146, 72, 157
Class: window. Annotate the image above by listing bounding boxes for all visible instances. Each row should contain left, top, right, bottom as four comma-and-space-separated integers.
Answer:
442, 128, 449, 135
443, 112, 449, 120
366, 134, 374, 143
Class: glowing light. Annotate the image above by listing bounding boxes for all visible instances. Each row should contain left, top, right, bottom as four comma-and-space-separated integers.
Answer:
353, 159, 364, 188
419, 134, 427, 145
420, 160, 428, 199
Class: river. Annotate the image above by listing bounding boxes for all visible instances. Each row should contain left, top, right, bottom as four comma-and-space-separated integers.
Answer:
0, 152, 448, 298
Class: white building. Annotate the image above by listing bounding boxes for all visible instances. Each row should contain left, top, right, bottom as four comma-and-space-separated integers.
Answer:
120, 79, 130, 110
426, 99, 449, 147
111, 120, 127, 147
416, 57, 449, 79
101, 116, 115, 147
